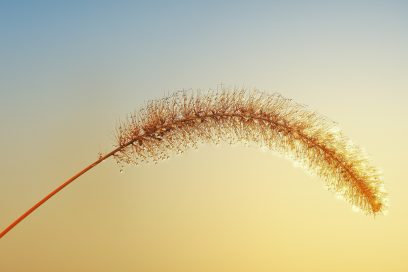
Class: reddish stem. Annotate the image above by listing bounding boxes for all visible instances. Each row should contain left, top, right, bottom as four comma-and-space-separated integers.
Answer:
0, 146, 123, 239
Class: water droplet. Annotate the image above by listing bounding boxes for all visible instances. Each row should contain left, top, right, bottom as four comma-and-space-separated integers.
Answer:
351, 205, 361, 213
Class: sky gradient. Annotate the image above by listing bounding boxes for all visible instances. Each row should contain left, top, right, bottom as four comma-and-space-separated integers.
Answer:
1, 1, 407, 271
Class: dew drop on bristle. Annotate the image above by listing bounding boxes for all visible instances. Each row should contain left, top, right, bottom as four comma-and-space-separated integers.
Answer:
352, 205, 361, 213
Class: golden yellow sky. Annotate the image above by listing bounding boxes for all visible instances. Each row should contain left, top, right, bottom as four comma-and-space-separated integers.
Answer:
1, 1, 407, 271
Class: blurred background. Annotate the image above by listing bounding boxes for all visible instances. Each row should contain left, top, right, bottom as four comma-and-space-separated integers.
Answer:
0, 1, 407, 271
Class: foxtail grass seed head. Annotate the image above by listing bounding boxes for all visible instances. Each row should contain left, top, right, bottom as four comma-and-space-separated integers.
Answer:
0, 88, 388, 240
0, 89, 387, 239
114, 89, 387, 215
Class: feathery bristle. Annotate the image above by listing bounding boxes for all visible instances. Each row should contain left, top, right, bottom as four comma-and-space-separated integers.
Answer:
114, 89, 387, 215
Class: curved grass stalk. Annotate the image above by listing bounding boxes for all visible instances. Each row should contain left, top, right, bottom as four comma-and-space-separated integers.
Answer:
0, 88, 386, 239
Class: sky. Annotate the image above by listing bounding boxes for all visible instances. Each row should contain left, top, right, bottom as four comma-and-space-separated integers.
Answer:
0, 1, 407, 271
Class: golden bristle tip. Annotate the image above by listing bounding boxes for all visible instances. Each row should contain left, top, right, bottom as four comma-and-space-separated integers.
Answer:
114, 88, 387, 215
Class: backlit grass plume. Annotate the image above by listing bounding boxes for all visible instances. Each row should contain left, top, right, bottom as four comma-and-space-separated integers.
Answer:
0, 88, 387, 239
